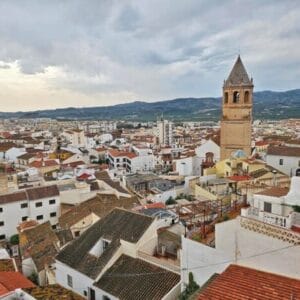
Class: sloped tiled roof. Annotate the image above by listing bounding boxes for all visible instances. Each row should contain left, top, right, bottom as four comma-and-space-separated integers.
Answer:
24, 284, 85, 300
26, 185, 59, 200
20, 221, 59, 272
95, 170, 129, 194
267, 146, 300, 157
197, 264, 300, 300
0, 191, 27, 205
0, 272, 35, 295
56, 208, 154, 279
256, 187, 289, 197
0, 185, 59, 205
59, 193, 137, 228
224, 56, 252, 87
0, 259, 15, 272
95, 254, 180, 300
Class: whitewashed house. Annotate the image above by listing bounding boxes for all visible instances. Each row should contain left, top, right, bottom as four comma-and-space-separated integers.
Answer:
0, 185, 60, 240
56, 208, 181, 300
266, 146, 300, 176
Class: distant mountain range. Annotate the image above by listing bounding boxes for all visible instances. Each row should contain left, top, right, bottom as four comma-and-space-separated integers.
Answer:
1, 89, 300, 122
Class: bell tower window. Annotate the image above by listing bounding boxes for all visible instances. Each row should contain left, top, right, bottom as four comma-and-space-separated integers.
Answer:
233, 91, 240, 103
224, 92, 228, 104
244, 91, 249, 103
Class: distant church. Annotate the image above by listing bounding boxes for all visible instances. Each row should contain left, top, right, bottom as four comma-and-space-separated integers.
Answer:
220, 56, 253, 160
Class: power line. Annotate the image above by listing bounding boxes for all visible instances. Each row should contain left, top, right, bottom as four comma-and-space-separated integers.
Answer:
182, 243, 298, 271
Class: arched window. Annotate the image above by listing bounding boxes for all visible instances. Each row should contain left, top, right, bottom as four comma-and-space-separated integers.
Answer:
233, 91, 240, 103
224, 92, 228, 104
244, 91, 249, 103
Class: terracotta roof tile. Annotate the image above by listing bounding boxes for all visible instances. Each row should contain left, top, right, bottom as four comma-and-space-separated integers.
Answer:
0, 272, 35, 295
257, 187, 289, 197
197, 264, 300, 300
23, 284, 85, 300
267, 146, 300, 157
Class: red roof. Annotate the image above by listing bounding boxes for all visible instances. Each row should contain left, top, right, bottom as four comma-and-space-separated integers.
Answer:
62, 160, 85, 168
0, 272, 35, 295
77, 173, 91, 180
197, 264, 300, 300
108, 149, 137, 159
29, 160, 59, 168
255, 141, 269, 146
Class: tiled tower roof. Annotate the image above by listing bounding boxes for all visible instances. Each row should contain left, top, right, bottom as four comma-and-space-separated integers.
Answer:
224, 55, 252, 87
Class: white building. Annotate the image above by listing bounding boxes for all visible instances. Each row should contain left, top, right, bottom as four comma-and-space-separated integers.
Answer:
63, 129, 86, 148
56, 208, 180, 300
156, 118, 174, 146
107, 147, 154, 174
0, 185, 60, 240
195, 139, 220, 163
266, 146, 300, 176
181, 177, 300, 287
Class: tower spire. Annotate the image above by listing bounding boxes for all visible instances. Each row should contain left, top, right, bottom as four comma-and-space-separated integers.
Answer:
224, 56, 252, 87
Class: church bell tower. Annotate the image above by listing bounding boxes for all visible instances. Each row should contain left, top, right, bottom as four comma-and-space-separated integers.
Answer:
220, 56, 253, 160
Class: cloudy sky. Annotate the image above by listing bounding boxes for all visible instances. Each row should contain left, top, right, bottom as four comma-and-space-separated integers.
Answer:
0, 0, 299, 111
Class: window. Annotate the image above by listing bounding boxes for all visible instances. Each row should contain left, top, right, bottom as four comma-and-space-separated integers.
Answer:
103, 296, 111, 300
264, 202, 272, 213
49, 199, 56, 205
67, 274, 73, 287
52, 224, 57, 230
50, 212, 57, 218
244, 91, 249, 103
279, 159, 283, 165
36, 215, 43, 220
21, 203, 28, 209
0, 221, 4, 226
103, 240, 109, 251
224, 92, 228, 104
0, 234, 5, 240
74, 231, 80, 237
89, 288, 96, 300
0, 208, 2, 213
22, 216, 28, 221
83, 291, 87, 297
233, 91, 240, 103
35, 202, 42, 207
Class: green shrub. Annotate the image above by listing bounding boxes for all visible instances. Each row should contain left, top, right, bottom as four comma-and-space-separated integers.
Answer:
10, 234, 19, 245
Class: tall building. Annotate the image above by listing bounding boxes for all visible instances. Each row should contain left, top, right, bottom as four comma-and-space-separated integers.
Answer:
156, 117, 174, 146
220, 56, 253, 160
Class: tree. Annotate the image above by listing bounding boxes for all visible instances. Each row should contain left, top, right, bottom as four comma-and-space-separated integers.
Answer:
28, 272, 39, 285
10, 234, 19, 245
178, 272, 199, 299
166, 196, 176, 205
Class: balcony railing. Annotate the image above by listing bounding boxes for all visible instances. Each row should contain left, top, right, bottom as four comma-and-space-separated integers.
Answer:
241, 207, 291, 229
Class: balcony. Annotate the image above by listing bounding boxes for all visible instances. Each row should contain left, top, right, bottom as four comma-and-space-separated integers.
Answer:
241, 207, 292, 229
137, 250, 180, 273
240, 215, 300, 245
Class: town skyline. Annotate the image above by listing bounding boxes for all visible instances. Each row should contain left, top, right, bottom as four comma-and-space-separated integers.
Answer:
0, 1, 300, 111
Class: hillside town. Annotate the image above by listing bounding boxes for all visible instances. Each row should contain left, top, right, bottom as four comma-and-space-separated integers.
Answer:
0, 56, 299, 299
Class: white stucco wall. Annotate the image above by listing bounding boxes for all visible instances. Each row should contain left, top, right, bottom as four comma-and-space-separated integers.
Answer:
182, 217, 300, 287
55, 260, 94, 298
266, 154, 300, 176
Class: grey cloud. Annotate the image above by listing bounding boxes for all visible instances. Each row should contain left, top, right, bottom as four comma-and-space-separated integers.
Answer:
0, 0, 299, 105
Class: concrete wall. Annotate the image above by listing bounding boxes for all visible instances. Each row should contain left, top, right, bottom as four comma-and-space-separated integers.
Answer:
182, 217, 300, 287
